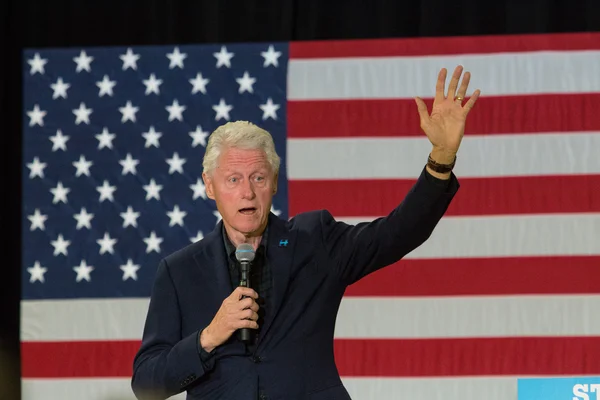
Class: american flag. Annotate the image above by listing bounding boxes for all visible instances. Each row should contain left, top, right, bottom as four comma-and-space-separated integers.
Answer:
21, 32, 600, 400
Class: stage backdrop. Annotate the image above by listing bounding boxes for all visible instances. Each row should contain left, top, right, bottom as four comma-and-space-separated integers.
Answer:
20, 32, 600, 400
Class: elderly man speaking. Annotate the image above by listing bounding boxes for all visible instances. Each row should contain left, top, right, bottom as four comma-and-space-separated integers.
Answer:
131, 65, 480, 400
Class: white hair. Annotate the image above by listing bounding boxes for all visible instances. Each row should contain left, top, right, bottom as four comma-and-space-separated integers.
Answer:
202, 120, 281, 177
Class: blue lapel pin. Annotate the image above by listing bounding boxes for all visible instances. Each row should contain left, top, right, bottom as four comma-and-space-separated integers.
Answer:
279, 239, 288, 247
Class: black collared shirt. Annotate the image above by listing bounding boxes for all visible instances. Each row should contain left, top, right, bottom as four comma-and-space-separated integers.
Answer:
221, 224, 272, 344
198, 224, 273, 365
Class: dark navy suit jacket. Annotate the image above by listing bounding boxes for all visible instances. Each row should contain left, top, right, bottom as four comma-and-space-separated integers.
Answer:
131, 167, 459, 400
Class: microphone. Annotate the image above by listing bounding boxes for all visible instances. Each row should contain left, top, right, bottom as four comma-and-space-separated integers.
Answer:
235, 243, 255, 343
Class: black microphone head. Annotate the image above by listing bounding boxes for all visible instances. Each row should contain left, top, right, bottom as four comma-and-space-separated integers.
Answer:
235, 243, 255, 263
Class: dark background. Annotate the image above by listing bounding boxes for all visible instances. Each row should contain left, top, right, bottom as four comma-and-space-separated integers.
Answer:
2, 0, 600, 398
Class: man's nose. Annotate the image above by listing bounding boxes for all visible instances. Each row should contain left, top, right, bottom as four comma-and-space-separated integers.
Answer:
241, 180, 255, 199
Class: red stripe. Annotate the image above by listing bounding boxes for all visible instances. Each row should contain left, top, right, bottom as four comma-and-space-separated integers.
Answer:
289, 32, 600, 58
334, 337, 600, 377
287, 93, 600, 138
21, 337, 600, 378
345, 255, 600, 297
288, 175, 600, 217
21, 341, 138, 378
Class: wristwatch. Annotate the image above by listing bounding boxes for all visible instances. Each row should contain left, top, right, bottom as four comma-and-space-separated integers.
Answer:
427, 153, 456, 173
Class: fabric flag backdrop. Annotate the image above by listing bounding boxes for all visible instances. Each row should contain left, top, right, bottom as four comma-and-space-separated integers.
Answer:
21, 32, 600, 400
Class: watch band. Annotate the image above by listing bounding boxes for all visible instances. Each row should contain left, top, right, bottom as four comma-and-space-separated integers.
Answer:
427, 153, 456, 173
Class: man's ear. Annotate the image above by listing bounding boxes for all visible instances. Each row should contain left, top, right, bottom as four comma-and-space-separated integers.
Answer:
272, 172, 278, 194
202, 172, 215, 200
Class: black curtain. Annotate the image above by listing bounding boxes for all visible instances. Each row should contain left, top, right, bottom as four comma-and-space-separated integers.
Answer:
2, 0, 599, 398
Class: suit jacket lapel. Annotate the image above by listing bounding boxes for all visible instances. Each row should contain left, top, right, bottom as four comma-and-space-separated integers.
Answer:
192, 221, 233, 307
258, 212, 297, 346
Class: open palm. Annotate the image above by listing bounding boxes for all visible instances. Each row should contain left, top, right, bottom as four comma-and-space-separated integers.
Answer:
415, 65, 480, 156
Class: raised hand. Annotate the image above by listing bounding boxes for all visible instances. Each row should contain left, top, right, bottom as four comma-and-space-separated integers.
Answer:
414, 65, 480, 163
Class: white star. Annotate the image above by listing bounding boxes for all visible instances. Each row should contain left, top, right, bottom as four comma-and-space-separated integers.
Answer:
120, 206, 140, 228
261, 45, 282, 67
142, 126, 162, 148
27, 261, 47, 283
213, 210, 222, 225
119, 153, 139, 175
190, 231, 204, 243
73, 260, 94, 282
50, 181, 70, 204
166, 153, 186, 174
189, 72, 209, 94
51, 234, 70, 256
166, 99, 186, 121
213, 46, 234, 68
49, 129, 69, 151
96, 180, 117, 202
72, 102, 93, 125
120, 259, 140, 281
27, 209, 47, 231
73, 155, 93, 177
143, 73, 162, 95
27, 157, 46, 178
97, 232, 117, 255
189, 125, 208, 147
167, 205, 187, 227
119, 101, 139, 123
143, 179, 163, 201
50, 77, 70, 99
143, 231, 163, 253
271, 205, 281, 216
190, 178, 206, 200
73, 50, 93, 72
96, 75, 116, 97
212, 98, 233, 121
259, 98, 280, 120
95, 127, 116, 150
166, 47, 187, 69
27, 53, 47, 75
120, 48, 140, 70
236, 71, 256, 93
27, 104, 46, 127
73, 207, 94, 230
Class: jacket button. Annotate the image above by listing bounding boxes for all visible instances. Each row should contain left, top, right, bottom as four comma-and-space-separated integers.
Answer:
252, 356, 261, 363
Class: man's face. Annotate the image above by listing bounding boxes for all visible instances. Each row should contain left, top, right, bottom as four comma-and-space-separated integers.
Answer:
203, 146, 277, 238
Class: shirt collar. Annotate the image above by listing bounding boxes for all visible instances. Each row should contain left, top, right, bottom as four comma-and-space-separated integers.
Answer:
222, 222, 269, 263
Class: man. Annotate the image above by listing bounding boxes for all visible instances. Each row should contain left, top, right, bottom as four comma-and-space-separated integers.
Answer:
131, 65, 480, 400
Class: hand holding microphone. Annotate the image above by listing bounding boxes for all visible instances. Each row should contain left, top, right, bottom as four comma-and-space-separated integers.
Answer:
200, 243, 258, 352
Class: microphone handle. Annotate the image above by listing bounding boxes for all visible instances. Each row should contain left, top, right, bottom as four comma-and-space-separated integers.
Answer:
238, 261, 252, 343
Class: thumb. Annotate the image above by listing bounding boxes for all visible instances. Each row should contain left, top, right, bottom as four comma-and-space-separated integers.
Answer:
414, 97, 429, 125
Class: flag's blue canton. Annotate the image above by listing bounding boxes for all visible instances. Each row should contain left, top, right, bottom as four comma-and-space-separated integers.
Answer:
21, 43, 289, 300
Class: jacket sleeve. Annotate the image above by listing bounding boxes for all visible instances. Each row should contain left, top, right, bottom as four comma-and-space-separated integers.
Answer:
320, 166, 459, 285
131, 258, 215, 400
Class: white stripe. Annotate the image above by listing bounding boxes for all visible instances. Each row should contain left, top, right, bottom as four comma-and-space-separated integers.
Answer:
339, 213, 600, 259
21, 298, 149, 341
23, 376, 583, 400
335, 295, 600, 338
287, 133, 600, 179
287, 51, 600, 99
21, 378, 185, 400
21, 294, 600, 341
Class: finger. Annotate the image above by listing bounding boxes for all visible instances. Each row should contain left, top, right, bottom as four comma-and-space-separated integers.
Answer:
249, 301, 260, 312
234, 287, 258, 299
455, 71, 471, 102
239, 297, 256, 310
462, 89, 481, 116
447, 65, 463, 99
435, 68, 447, 102
414, 97, 429, 124
241, 309, 259, 321
241, 320, 259, 329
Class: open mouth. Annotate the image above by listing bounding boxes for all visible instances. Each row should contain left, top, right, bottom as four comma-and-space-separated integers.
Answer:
238, 207, 257, 215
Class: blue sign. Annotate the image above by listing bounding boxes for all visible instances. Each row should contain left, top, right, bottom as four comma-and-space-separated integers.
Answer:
518, 377, 600, 400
